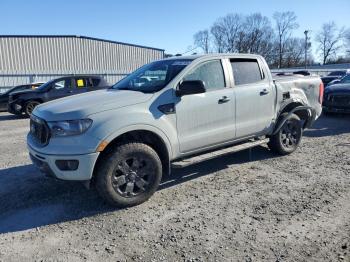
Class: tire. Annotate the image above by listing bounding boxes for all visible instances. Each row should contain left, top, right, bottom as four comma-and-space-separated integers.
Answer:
95, 142, 162, 207
25, 100, 40, 116
268, 113, 303, 155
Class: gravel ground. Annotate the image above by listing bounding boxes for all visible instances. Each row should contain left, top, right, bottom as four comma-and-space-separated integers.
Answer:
0, 112, 349, 262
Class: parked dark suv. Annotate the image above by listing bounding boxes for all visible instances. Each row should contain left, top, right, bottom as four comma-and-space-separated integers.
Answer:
323, 74, 350, 114
0, 82, 44, 111
8, 75, 109, 116
321, 70, 348, 86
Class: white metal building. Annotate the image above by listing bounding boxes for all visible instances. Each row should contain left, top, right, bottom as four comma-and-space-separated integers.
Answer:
0, 35, 164, 90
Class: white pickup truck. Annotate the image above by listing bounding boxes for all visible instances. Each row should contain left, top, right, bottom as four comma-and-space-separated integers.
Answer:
27, 54, 323, 207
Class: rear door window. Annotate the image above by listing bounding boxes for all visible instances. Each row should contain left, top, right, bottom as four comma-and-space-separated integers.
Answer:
75, 78, 88, 88
91, 78, 101, 87
230, 59, 263, 86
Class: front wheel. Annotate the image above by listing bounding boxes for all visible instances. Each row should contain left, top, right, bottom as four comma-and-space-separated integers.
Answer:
25, 100, 40, 116
268, 113, 303, 155
95, 142, 162, 207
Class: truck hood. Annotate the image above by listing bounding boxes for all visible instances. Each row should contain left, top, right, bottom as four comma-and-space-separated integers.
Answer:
34, 89, 153, 121
325, 83, 350, 94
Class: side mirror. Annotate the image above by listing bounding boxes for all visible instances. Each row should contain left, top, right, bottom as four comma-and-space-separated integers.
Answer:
176, 80, 206, 97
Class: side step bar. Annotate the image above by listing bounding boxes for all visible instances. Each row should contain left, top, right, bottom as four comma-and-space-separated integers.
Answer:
171, 138, 269, 168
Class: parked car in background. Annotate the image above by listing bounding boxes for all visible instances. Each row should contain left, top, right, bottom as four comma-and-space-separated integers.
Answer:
27, 54, 323, 207
8, 76, 109, 116
321, 70, 348, 86
323, 74, 350, 114
0, 82, 44, 112
327, 72, 350, 86
293, 70, 311, 76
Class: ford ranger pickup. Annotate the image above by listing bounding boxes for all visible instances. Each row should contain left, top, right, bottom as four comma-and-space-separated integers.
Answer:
27, 54, 323, 207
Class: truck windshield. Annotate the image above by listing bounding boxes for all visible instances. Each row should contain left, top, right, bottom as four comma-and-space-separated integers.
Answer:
112, 59, 193, 93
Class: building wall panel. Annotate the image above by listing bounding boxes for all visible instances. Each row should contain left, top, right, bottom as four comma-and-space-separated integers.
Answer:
0, 35, 164, 89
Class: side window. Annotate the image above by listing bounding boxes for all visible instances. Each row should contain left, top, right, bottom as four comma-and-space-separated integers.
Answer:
53, 79, 70, 90
183, 60, 225, 91
75, 78, 87, 88
91, 78, 101, 87
230, 59, 263, 85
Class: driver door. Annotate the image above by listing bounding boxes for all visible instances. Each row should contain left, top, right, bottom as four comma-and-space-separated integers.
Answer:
48, 78, 74, 100
175, 60, 235, 153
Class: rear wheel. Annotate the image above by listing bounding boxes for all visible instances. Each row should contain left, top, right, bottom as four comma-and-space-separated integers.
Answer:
268, 113, 302, 155
25, 100, 40, 116
96, 142, 162, 207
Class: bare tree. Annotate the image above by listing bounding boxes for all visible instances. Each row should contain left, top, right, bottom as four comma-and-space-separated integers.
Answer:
345, 29, 350, 55
210, 24, 225, 52
210, 14, 243, 53
194, 30, 210, 53
194, 11, 306, 68
283, 38, 305, 67
241, 14, 275, 57
315, 22, 345, 64
273, 11, 299, 68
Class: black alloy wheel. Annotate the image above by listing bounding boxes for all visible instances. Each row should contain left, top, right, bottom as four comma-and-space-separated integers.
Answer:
280, 120, 301, 150
96, 142, 162, 207
268, 113, 303, 155
112, 153, 156, 198
25, 100, 40, 116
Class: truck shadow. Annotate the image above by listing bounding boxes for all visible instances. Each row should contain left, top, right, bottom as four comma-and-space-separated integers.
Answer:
0, 146, 277, 234
304, 114, 350, 138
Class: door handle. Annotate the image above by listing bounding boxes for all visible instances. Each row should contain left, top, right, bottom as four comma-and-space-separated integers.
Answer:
260, 89, 269, 95
67, 90, 73, 93
218, 96, 230, 104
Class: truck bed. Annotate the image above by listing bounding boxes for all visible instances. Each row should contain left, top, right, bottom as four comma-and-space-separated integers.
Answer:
273, 75, 323, 119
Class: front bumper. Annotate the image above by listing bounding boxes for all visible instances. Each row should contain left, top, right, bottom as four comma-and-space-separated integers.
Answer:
28, 144, 100, 181
8, 102, 23, 115
323, 94, 350, 114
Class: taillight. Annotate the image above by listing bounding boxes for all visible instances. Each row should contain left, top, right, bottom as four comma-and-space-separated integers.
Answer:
319, 83, 324, 104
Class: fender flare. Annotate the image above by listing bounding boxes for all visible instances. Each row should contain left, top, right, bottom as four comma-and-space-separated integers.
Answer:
272, 105, 316, 135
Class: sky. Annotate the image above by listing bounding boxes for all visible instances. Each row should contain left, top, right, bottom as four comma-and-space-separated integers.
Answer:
0, 0, 349, 58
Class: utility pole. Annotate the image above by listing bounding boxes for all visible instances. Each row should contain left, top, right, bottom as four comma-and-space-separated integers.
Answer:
304, 30, 309, 69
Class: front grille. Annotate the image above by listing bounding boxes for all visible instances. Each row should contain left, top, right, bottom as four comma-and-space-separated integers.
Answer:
331, 95, 350, 107
30, 115, 50, 146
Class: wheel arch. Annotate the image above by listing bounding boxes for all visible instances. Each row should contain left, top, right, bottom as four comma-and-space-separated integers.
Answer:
274, 100, 315, 135
24, 97, 44, 105
278, 100, 311, 126
93, 127, 172, 182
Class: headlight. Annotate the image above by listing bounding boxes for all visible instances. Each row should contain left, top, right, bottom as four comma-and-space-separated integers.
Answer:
47, 119, 93, 137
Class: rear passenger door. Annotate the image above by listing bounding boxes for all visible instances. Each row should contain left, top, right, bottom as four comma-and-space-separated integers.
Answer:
231, 58, 275, 138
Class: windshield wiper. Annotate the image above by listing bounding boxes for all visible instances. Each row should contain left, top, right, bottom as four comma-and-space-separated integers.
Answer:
117, 87, 144, 92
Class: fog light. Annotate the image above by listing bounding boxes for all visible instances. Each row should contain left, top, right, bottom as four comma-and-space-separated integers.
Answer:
55, 160, 79, 171
14, 104, 22, 111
